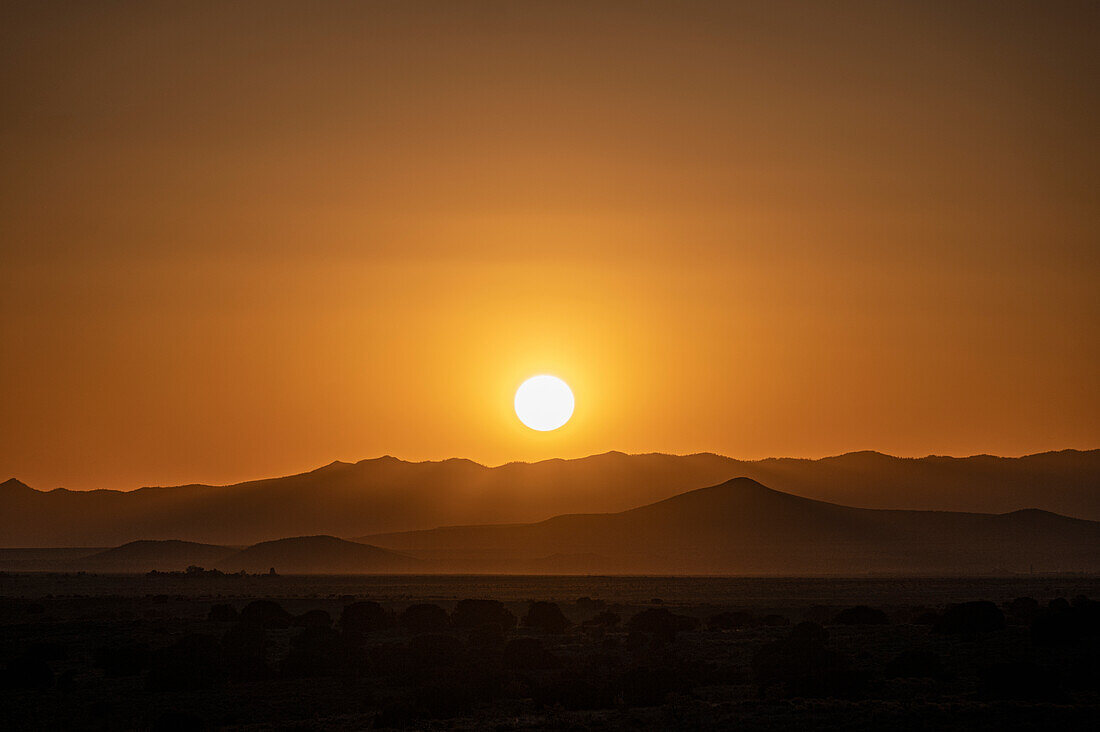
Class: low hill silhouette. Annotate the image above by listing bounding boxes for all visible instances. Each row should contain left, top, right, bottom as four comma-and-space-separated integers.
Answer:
85, 540, 234, 571
362, 477, 1100, 575
2, 450, 1098, 546
216, 535, 418, 574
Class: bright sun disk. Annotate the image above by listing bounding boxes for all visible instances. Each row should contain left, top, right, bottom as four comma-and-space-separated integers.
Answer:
514, 375, 574, 431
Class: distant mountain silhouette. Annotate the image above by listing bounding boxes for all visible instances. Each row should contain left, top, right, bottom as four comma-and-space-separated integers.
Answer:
2, 450, 1097, 546
0, 478, 34, 495
361, 477, 1100, 575
85, 539, 233, 571
0, 535, 417, 574
216, 535, 418, 574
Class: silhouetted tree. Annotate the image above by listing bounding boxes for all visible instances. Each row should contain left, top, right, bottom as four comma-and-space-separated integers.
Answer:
292, 609, 332, 628
833, 605, 889, 626
451, 599, 516, 630
399, 603, 449, 634
239, 599, 292, 629
340, 600, 393, 635
586, 610, 621, 628
627, 608, 697, 642
933, 601, 1005, 635
574, 596, 607, 617
467, 622, 506, 649
1004, 596, 1039, 623
523, 601, 570, 634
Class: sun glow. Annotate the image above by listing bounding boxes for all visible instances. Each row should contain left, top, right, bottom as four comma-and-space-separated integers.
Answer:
514, 375, 575, 431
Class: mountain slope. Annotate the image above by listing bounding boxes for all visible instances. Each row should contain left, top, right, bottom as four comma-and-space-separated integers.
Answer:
2, 449, 1098, 546
362, 477, 1100, 575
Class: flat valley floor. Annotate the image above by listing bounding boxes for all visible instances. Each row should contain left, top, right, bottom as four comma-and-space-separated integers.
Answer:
2, 574, 1099, 730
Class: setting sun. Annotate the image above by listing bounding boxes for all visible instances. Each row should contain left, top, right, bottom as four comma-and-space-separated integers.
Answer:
514, 375, 575, 432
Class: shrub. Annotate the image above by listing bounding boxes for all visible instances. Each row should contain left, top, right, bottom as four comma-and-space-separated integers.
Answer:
451, 599, 516, 630
1031, 596, 1100, 645
292, 609, 332, 628
708, 611, 755, 630
467, 621, 506, 649
239, 600, 292, 629
523, 601, 570, 634
340, 601, 393, 635
934, 601, 1005, 635
587, 611, 621, 628
399, 603, 449, 634
1004, 597, 1039, 623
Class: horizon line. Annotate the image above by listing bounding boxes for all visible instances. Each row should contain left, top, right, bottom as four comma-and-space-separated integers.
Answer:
6, 446, 1098, 494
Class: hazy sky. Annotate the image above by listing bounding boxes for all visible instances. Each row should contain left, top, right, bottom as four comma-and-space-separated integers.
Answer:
2, 1, 1098, 490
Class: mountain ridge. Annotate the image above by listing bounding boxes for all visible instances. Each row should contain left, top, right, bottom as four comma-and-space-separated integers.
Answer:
3, 449, 1098, 546
360, 476, 1100, 575
10, 448, 1098, 494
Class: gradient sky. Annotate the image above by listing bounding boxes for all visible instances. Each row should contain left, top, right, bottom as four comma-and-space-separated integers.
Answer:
2, 1, 1098, 491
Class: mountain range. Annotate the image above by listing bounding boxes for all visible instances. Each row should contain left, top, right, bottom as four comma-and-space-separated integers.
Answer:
361, 477, 1100, 575
1, 449, 1098, 547
1, 477, 1097, 575
11, 535, 417, 574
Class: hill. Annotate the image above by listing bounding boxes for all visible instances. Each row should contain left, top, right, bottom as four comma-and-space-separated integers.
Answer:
362, 477, 1100, 575
83, 539, 234, 572
216, 535, 418, 574
2, 449, 1098, 546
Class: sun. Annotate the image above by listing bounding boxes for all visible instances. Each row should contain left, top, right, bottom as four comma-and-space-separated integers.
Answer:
514, 375, 574, 431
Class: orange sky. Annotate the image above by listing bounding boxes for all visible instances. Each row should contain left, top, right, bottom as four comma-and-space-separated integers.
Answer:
2, 1, 1098, 491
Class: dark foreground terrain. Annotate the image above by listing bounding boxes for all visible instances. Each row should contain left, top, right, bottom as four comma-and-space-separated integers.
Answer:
2, 574, 1099, 730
